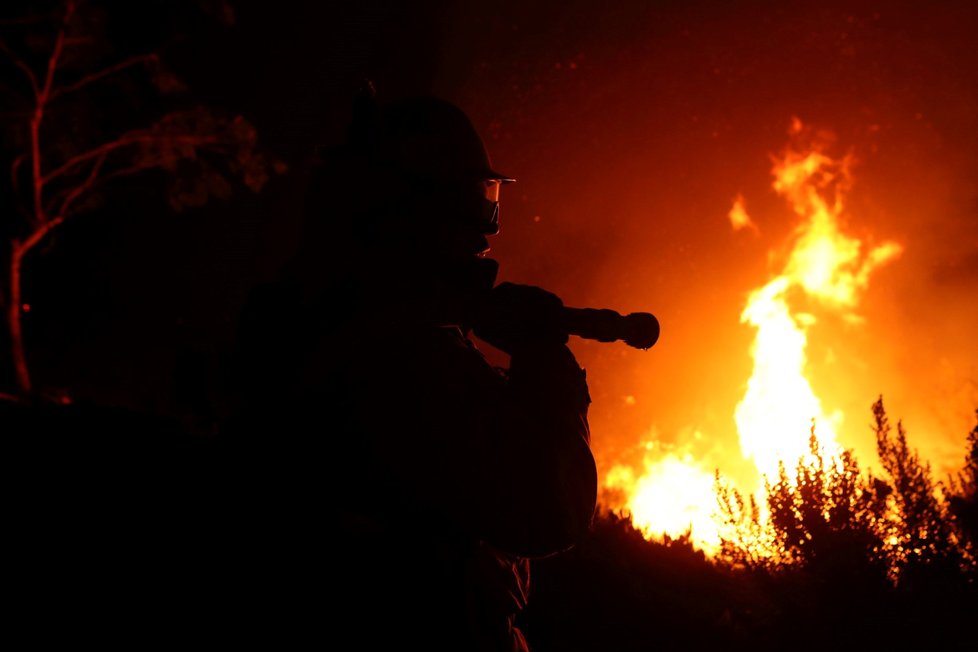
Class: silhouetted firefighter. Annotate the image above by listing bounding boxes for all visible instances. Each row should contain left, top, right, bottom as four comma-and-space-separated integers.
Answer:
222, 84, 657, 650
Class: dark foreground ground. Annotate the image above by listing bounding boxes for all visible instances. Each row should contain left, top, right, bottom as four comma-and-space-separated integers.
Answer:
5, 397, 975, 650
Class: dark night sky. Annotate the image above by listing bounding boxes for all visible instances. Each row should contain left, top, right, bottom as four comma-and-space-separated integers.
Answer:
9, 0, 978, 494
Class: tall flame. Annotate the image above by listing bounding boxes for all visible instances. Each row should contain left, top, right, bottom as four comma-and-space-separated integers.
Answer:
606, 118, 902, 552
735, 119, 902, 480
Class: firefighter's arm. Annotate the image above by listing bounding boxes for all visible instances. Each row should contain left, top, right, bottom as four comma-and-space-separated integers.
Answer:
470, 283, 597, 558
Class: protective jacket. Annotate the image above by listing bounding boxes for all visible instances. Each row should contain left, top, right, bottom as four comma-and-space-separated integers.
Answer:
224, 277, 597, 650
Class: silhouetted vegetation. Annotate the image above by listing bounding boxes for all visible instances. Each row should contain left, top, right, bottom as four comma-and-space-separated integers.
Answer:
949, 411, 978, 558
523, 398, 978, 651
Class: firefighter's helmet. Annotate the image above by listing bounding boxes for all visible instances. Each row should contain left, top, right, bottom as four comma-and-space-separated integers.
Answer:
347, 84, 515, 186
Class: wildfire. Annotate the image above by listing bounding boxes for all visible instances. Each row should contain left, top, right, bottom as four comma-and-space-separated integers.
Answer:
735, 119, 902, 480
605, 444, 721, 554
606, 118, 902, 552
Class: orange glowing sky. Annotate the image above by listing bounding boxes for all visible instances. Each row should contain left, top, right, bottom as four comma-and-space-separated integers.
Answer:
447, 1, 978, 539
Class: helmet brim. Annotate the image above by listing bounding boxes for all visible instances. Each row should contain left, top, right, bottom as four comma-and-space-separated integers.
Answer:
485, 169, 516, 184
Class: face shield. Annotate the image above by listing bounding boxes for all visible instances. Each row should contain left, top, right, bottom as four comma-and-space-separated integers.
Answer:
480, 179, 502, 235
398, 175, 512, 236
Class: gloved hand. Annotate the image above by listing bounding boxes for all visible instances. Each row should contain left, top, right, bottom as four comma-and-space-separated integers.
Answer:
471, 282, 568, 354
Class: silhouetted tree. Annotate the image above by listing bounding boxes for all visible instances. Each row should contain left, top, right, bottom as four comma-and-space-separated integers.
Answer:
870, 396, 972, 588
764, 426, 888, 574
715, 470, 782, 571
522, 401, 978, 652
0, 0, 280, 397
715, 424, 890, 579
712, 399, 978, 648
948, 410, 978, 553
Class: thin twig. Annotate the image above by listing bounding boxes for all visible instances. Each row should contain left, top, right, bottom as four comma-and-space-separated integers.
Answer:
0, 37, 40, 98
49, 53, 159, 101
38, 2, 73, 103
41, 132, 221, 186
56, 150, 108, 218
28, 1, 73, 226
81, 159, 170, 194
40, 133, 152, 185
45, 151, 196, 219
10, 154, 27, 194
19, 215, 64, 254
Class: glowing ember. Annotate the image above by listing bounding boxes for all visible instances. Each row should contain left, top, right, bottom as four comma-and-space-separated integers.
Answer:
608, 118, 902, 553
728, 193, 756, 233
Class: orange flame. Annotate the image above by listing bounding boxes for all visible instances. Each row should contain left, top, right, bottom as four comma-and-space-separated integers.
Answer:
736, 120, 901, 480
728, 193, 757, 233
605, 442, 721, 554
607, 119, 902, 552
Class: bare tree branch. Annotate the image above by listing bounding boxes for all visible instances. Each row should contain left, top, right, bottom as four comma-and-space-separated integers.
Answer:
0, 37, 40, 98
75, 158, 171, 198
38, 1, 75, 103
27, 1, 75, 227
40, 132, 152, 185
18, 215, 64, 255
55, 150, 108, 219
49, 53, 159, 101
40, 132, 221, 187
2, 1, 278, 397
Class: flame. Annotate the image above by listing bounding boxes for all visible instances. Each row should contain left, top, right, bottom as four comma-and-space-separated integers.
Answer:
605, 446, 721, 554
735, 276, 838, 478
728, 193, 756, 233
608, 119, 902, 552
736, 121, 901, 479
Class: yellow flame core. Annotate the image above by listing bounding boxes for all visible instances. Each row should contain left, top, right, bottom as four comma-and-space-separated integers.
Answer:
735, 276, 838, 477
606, 450, 721, 554
609, 120, 902, 554
737, 131, 901, 479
